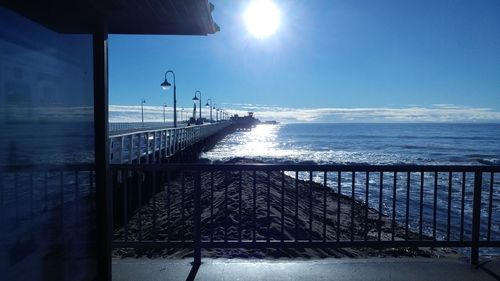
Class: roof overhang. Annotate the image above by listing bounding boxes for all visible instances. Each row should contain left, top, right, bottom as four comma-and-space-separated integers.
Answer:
1, 0, 220, 35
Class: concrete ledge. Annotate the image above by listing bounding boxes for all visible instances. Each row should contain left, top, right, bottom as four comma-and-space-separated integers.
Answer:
113, 257, 499, 281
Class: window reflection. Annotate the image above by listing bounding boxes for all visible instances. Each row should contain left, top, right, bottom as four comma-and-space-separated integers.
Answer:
0, 7, 96, 280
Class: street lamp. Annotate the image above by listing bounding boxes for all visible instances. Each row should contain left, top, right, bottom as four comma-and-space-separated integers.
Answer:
213, 103, 218, 122
192, 90, 202, 123
181, 108, 184, 122
161, 70, 177, 127
205, 99, 213, 122
163, 103, 167, 123
141, 98, 146, 127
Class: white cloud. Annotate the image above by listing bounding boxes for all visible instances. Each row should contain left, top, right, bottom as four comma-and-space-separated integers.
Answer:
109, 104, 500, 123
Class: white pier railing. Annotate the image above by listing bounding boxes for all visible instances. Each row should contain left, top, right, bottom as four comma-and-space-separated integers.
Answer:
109, 122, 232, 164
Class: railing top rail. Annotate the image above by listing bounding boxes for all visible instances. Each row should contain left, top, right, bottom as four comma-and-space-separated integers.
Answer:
1, 163, 96, 172
109, 163, 500, 172
109, 121, 232, 138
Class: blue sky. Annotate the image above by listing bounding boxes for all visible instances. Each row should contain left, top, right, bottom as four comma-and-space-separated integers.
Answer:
109, 0, 500, 122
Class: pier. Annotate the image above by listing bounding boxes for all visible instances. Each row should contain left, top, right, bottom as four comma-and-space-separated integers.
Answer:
109, 121, 233, 164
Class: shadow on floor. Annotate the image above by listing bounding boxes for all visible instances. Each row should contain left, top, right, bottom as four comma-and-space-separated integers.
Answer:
186, 262, 200, 281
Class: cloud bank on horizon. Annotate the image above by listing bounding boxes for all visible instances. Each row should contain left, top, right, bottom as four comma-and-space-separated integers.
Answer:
109, 103, 500, 123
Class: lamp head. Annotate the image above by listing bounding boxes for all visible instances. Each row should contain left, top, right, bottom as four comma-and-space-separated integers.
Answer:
205, 102, 210, 107
192, 95, 199, 103
161, 79, 171, 90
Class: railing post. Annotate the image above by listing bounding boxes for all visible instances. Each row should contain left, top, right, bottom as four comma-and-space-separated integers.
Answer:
167, 130, 171, 156
193, 170, 202, 265
137, 133, 142, 163
128, 135, 133, 164
471, 171, 482, 265
145, 132, 149, 164
120, 136, 125, 164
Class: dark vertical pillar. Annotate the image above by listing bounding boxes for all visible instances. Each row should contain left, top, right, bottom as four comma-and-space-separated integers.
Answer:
193, 170, 202, 265
93, 17, 112, 280
471, 171, 482, 265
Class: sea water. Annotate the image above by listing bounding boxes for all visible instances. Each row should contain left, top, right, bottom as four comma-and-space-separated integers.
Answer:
202, 123, 500, 166
202, 123, 500, 255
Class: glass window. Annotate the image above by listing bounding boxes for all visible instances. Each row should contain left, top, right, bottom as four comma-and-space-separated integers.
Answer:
0, 6, 96, 280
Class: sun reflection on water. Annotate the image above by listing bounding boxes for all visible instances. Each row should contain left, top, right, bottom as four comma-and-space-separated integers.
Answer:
240, 124, 279, 157
203, 124, 434, 165
202, 124, 300, 161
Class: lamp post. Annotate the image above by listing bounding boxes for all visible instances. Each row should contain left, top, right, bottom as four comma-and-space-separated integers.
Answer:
181, 108, 184, 123
191, 102, 196, 123
161, 70, 177, 127
141, 98, 146, 127
205, 99, 213, 122
213, 103, 218, 122
192, 90, 202, 123
163, 103, 167, 123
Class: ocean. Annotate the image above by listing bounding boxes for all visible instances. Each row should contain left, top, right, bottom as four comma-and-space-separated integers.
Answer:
201, 123, 500, 166
202, 123, 500, 254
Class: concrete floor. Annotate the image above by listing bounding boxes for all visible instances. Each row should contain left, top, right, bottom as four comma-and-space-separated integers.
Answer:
113, 257, 500, 281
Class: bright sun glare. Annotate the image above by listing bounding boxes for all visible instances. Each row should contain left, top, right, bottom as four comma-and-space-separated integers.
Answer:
244, 0, 281, 39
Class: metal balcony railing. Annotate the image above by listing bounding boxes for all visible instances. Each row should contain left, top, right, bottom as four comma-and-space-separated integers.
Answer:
1, 164, 96, 242
110, 163, 500, 265
3, 163, 498, 266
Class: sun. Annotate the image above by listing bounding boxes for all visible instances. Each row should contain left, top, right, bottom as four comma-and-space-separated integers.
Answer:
244, 0, 281, 39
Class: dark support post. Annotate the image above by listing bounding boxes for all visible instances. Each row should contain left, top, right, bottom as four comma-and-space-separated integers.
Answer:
193, 170, 202, 265
471, 171, 482, 265
93, 18, 112, 280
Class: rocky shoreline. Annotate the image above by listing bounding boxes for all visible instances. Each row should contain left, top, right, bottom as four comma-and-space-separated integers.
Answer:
113, 159, 454, 259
